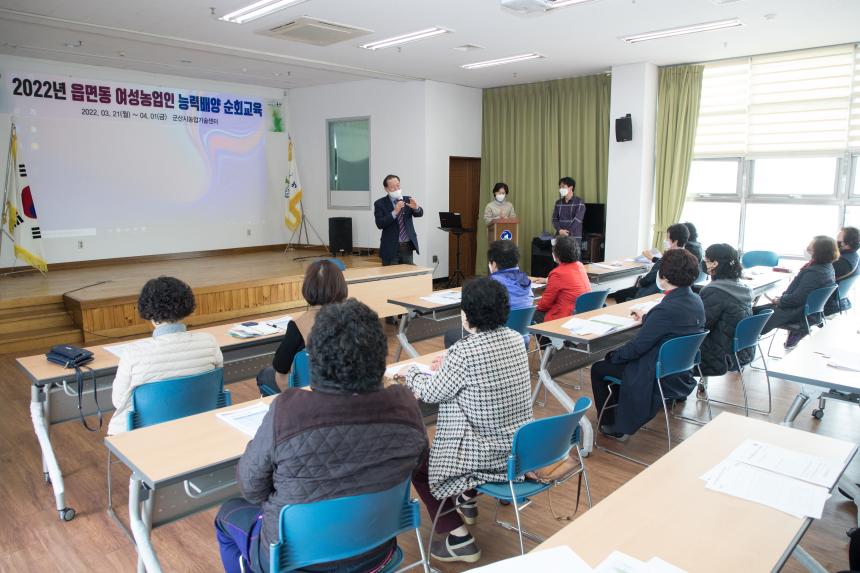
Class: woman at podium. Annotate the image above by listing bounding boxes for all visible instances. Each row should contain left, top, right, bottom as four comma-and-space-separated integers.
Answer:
483, 182, 517, 225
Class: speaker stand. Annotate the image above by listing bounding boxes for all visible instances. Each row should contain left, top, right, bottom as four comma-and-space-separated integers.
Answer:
444, 229, 472, 288
285, 195, 329, 261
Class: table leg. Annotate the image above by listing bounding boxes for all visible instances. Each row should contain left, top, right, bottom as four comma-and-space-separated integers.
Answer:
782, 387, 811, 425
129, 476, 162, 573
30, 384, 74, 521
532, 344, 594, 456
395, 311, 419, 361
792, 545, 828, 573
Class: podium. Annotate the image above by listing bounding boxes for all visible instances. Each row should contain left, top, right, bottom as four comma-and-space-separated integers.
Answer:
487, 218, 519, 246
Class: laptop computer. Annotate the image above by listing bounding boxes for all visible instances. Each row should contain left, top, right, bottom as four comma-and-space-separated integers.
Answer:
439, 212, 463, 231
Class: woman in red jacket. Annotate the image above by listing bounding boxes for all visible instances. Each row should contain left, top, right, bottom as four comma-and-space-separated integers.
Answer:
535, 235, 591, 322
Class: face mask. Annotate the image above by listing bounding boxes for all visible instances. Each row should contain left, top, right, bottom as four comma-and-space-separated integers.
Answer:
656, 277, 667, 292
662, 239, 671, 251
389, 190, 402, 201
495, 194, 505, 203
559, 188, 568, 198
460, 310, 476, 335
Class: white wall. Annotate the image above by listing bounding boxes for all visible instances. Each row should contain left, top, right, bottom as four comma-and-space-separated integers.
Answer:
604, 63, 658, 261
288, 78, 481, 278
0, 55, 288, 267
424, 81, 482, 277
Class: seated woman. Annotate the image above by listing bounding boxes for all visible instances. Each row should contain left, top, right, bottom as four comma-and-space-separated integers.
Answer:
698, 244, 753, 383
612, 223, 690, 304
215, 300, 428, 573
398, 278, 532, 563
824, 226, 859, 315
683, 221, 704, 263
483, 182, 517, 226
590, 249, 705, 439
534, 235, 590, 322
109, 276, 223, 435
443, 240, 533, 348
256, 259, 347, 394
758, 235, 838, 348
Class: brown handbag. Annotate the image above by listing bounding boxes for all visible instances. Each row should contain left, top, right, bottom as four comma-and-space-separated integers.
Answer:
525, 453, 584, 521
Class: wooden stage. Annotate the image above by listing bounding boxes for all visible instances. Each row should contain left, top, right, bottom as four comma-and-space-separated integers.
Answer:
0, 248, 431, 352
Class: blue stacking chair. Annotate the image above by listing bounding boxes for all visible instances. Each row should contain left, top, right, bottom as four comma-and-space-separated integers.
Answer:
429, 397, 593, 557
767, 284, 838, 357
286, 350, 311, 388
573, 289, 610, 314
506, 306, 539, 357
596, 332, 708, 466
834, 273, 859, 315
108, 369, 231, 531
316, 257, 346, 271
269, 478, 429, 573
741, 250, 779, 268
126, 369, 231, 430
700, 310, 774, 417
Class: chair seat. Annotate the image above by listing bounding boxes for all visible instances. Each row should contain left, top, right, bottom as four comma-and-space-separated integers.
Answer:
477, 479, 553, 502
603, 376, 623, 385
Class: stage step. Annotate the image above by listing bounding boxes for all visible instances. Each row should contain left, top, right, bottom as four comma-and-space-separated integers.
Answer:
0, 326, 83, 355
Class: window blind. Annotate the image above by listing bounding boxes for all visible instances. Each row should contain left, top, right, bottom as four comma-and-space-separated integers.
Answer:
694, 44, 857, 157
850, 44, 860, 151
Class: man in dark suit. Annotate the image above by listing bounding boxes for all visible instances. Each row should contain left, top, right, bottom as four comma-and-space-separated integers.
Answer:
373, 174, 423, 265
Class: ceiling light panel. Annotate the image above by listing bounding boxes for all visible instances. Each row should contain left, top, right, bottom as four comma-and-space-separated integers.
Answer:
360, 27, 451, 50
622, 18, 743, 43
219, 0, 309, 24
461, 53, 544, 70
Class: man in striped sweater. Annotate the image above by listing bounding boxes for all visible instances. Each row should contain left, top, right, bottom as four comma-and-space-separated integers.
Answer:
551, 176, 586, 252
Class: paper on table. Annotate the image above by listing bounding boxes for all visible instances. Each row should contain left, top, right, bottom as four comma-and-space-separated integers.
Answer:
561, 317, 614, 336
643, 557, 688, 573
702, 460, 830, 519
384, 361, 434, 378
104, 343, 133, 358
591, 314, 637, 328
595, 551, 645, 573
264, 315, 293, 330
630, 299, 661, 315
727, 439, 848, 488
633, 255, 652, 264
591, 262, 623, 269
467, 545, 593, 573
216, 402, 270, 437
420, 291, 462, 305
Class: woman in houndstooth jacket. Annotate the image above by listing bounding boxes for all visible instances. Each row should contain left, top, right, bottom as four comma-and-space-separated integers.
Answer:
401, 278, 533, 563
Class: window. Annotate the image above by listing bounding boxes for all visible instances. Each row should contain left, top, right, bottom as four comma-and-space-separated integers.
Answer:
743, 204, 840, 255
750, 157, 837, 196
683, 44, 860, 257
686, 159, 739, 196
327, 117, 370, 209
680, 201, 741, 248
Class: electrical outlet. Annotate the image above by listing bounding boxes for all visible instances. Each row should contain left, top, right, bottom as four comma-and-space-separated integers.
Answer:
432, 255, 438, 263
77, 240, 84, 249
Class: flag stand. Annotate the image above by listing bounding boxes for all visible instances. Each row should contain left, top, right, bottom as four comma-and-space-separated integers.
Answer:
284, 193, 329, 260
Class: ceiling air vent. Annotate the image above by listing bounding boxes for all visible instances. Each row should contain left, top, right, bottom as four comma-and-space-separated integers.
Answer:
262, 17, 372, 46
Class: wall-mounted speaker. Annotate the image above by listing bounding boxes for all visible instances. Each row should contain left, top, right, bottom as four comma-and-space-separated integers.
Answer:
615, 113, 632, 142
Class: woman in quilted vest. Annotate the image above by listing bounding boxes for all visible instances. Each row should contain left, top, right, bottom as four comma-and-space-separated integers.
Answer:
397, 278, 533, 564
697, 244, 753, 396
108, 276, 223, 435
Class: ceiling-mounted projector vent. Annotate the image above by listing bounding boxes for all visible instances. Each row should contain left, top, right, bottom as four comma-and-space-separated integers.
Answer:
261, 17, 372, 46
501, 0, 552, 13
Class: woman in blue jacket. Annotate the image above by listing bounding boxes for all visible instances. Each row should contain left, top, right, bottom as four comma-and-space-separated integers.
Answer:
590, 249, 705, 439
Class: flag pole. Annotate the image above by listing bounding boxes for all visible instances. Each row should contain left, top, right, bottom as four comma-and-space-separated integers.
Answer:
0, 122, 17, 261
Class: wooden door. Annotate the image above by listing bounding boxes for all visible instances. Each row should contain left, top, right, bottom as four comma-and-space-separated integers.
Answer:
448, 157, 481, 279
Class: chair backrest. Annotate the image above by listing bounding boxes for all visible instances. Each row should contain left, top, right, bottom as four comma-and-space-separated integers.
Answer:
573, 290, 609, 314
269, 478, 418, 572
741, 250, 779, 268
127, 368, 230, 430
317, 257, 346, 271
655, 332, 709, 379
837, 272, 859, 299
732, 309, 773, 353
507, 396, 592, 479
505, 306, 536, 336
804, 284, 838, 316
287, 350, 311, 388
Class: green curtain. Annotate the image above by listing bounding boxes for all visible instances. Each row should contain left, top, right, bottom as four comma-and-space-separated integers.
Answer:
477, 74, 610, 274
652, 65, 704, 247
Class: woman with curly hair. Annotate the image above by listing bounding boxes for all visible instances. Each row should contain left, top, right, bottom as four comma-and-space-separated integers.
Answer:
397, 278, 533, 563
108, 276, 223, 435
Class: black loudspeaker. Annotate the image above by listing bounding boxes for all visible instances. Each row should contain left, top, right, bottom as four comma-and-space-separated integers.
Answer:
615, 114, 632, 142
328, 217, 352, 255
530, 237, 556, 278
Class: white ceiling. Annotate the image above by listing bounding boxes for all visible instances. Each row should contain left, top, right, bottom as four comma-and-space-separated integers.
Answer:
0, 0, 858, 90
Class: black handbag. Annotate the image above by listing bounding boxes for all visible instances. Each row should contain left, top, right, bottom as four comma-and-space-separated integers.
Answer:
46, 345, 102, 431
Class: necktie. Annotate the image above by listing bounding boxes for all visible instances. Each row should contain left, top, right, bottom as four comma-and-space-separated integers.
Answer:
397, 209, 409, 242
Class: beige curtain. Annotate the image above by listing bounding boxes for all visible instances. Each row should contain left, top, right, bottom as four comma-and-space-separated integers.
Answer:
652, 65, 704, 247
477, 74, 611, 273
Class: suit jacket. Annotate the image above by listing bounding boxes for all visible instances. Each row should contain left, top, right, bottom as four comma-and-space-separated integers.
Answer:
373, 195, 423, 262
608, 286, 705, 435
